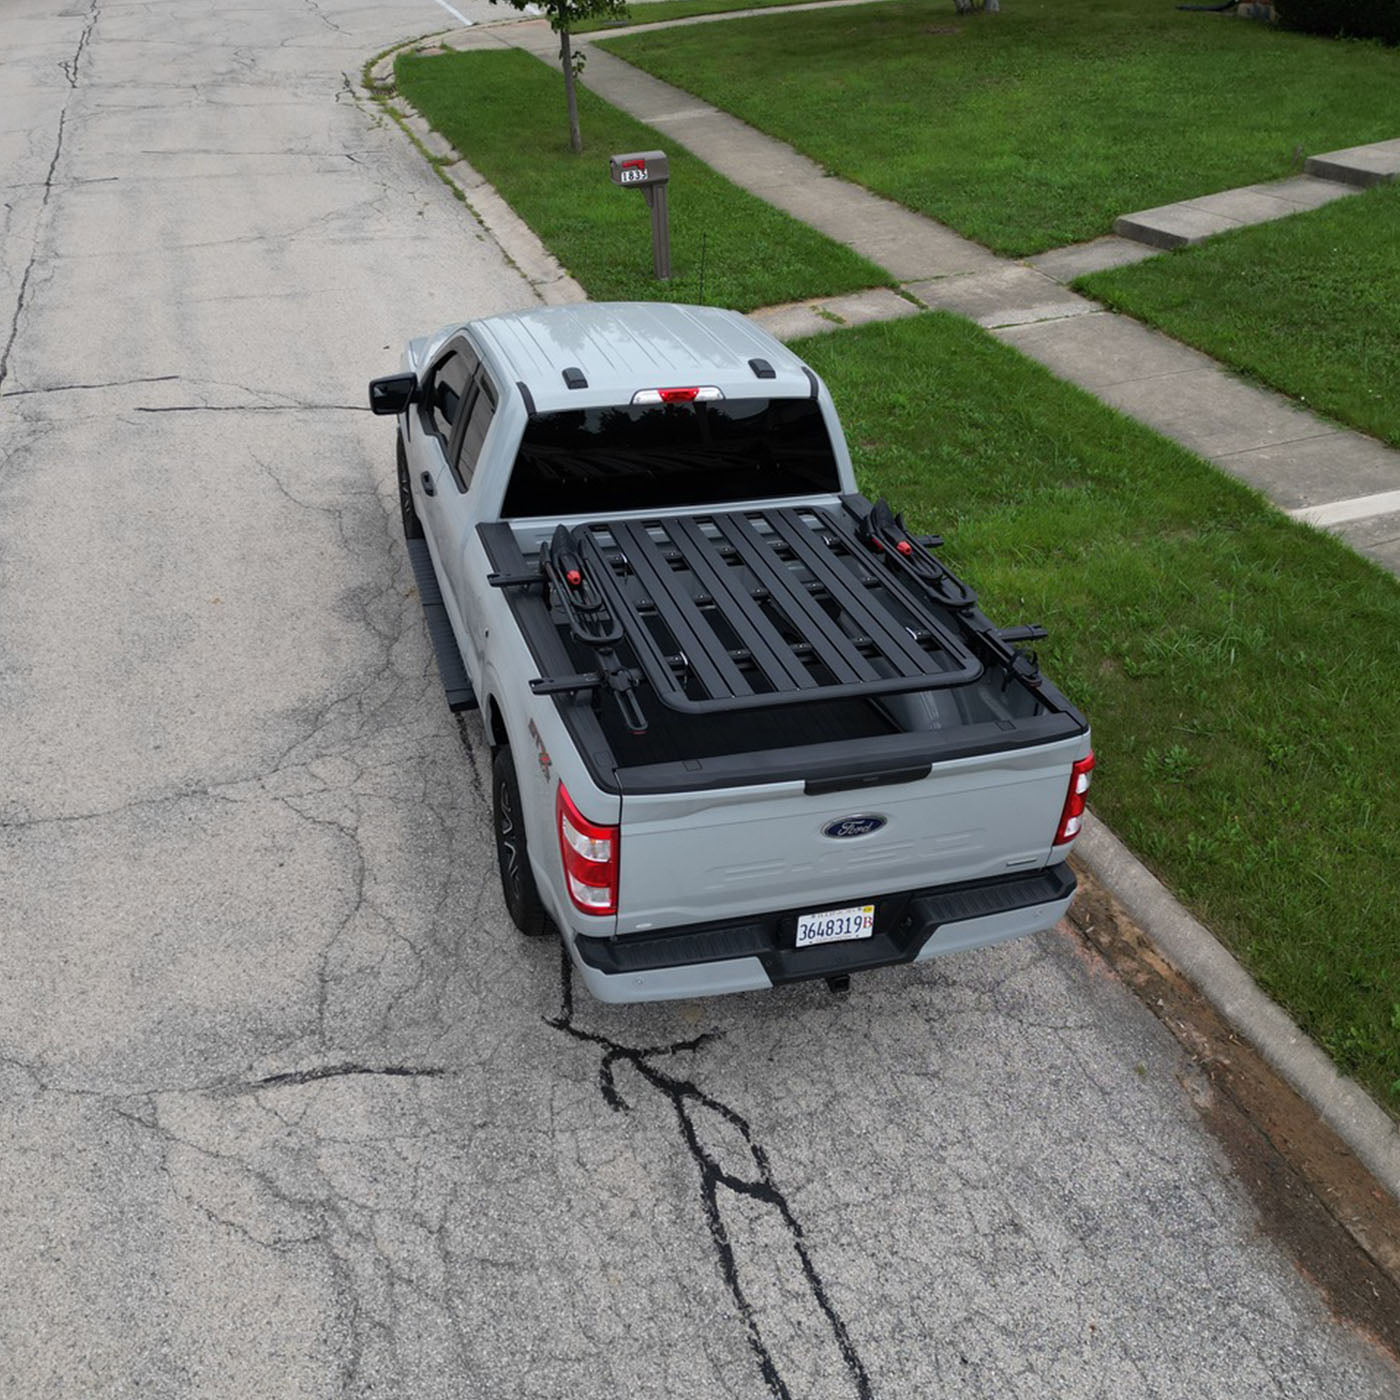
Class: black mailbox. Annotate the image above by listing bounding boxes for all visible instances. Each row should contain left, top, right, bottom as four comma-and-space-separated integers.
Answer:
609, 150, 671, 280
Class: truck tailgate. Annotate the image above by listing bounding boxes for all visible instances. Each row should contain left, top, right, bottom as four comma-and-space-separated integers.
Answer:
615, 736, 1081, 934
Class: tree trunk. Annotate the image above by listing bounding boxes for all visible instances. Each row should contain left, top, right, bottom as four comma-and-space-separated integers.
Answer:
559, 28, 582, 155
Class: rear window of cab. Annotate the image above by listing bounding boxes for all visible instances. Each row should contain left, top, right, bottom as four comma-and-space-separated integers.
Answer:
501, 397, 840, 518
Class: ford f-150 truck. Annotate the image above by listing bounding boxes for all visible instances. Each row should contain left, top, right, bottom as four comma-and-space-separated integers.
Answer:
369, 303, 1093, 1003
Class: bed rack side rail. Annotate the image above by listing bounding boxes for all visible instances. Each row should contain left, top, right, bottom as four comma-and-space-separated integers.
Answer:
845, 497, 1048, 689
485, 521, 649, 734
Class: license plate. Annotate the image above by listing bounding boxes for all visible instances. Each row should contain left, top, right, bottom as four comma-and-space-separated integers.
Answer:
794, 903, 875, 949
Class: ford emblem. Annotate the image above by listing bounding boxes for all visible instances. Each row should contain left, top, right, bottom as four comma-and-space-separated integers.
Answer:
821, 815, 886, 839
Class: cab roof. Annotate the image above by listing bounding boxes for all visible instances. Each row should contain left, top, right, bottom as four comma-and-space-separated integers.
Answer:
467, 302, 816, 414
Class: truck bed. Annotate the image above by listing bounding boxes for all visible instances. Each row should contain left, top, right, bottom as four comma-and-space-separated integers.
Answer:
482, 494, 1086, 793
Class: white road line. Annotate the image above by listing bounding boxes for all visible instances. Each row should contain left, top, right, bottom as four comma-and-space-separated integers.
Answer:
427, 0, 475, 28
1288, 488, 1400, 528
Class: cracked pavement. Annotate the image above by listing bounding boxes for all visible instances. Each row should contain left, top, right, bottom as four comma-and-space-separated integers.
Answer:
1, 1, 1397, 1396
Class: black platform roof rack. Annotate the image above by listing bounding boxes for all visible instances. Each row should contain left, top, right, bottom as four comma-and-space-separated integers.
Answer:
487, 496, 1049, 734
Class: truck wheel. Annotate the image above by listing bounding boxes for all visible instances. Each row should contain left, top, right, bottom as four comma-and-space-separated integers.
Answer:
397, 437, 424, 541
492, 748, 551, 938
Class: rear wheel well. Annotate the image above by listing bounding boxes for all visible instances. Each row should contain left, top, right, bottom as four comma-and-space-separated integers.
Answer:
487, 698, 508, 750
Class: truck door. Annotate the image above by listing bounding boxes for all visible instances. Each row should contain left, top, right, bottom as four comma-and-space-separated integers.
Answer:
442, 367, 500, 678
409, 344, 504, 682
409, 340, 477, 561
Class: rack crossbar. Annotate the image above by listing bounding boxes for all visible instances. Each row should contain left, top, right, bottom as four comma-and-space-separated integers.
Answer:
709, 511, 873, 685
812, 507, 987, 664
766, 509, 943, 678
667, 516, 820, 693
598, 521, 754, 701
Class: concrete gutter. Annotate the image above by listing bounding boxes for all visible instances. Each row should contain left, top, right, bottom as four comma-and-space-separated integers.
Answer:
1077, 812, 1400, 1202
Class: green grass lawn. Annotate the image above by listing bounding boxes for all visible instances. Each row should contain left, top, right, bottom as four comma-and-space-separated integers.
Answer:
1076, 183, 1400, 450
575, 0, 848, 33
396, 37, 1400, 1105
394, 49, 888, 310
600, 0, 1400, 255
799, 314, 1400, 1111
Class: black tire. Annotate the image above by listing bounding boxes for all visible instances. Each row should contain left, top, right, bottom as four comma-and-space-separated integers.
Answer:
493, 748, 551, 938
397, 437, 424, 541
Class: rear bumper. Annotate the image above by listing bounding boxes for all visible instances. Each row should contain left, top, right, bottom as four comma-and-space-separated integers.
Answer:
569, 863, 1076, 1004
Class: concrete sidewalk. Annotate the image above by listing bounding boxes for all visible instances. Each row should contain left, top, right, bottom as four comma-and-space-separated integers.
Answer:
446, 19, 1400, 575
1107, 139, 1399, 251
1113, 174, 1361, 251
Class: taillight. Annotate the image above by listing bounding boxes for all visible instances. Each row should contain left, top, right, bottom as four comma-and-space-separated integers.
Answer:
557, 784, 619, 915
1054, 752, 1095, 846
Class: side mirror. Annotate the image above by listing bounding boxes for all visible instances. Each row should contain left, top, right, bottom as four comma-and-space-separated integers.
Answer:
368, 372, 418, 415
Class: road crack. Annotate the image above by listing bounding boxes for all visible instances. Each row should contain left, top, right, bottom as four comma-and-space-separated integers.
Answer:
250, 1064, 447, 1091
0, 0, 99, 394
547, 947, 875, 1399
0, 374, 180, 399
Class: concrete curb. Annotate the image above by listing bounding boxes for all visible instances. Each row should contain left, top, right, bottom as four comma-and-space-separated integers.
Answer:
1077, 812, 1400, 1201
362, 39, 587, 307
438, 148, 588, 306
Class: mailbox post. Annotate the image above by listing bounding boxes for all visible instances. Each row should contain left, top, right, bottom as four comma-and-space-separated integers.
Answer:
609, 150, 671, 281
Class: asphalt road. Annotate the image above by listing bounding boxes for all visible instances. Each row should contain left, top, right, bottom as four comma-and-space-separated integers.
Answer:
1, 2, 1396, 1397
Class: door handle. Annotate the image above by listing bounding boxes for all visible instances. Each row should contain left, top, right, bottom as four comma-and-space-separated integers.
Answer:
420, 472, 436, 497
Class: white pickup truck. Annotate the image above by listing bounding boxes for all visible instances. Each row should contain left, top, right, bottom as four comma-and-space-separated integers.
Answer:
369, 303, 1093, 1003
